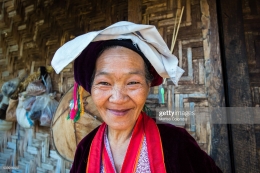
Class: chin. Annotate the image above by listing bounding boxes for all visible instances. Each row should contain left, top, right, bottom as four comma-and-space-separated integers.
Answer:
105, 117, 137, 131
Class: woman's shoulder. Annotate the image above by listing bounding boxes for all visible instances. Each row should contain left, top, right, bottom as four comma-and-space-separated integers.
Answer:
156, 122, 223, 173
70, 126, 100, 173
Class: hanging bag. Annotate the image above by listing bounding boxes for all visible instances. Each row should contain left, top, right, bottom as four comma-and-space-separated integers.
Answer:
27, 94, 49, 121
26, 80, 46, 96
40, 93, 58, 126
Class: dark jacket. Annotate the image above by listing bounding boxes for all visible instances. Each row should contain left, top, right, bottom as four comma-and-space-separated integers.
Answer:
70, 123, 223, 173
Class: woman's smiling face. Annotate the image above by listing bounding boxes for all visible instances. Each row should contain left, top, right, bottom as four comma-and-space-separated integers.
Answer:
91, 46, 150, 131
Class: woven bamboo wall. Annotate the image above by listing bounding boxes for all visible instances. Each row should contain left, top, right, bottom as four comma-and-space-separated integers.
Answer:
242, 0, 260, 167
0, 0, 223, 172
0, 123, 72, 172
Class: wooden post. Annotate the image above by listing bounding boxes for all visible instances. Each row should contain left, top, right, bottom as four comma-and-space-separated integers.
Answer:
206, 0, 232, 172
128, 0, 142, 23
218, 0, 260, 172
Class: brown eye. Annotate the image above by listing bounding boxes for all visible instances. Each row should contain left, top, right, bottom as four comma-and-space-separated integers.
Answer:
128, 81, 139, 85
99, 82, 110, 86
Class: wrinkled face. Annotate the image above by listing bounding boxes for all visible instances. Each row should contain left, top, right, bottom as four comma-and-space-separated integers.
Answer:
91, 46, 150, 131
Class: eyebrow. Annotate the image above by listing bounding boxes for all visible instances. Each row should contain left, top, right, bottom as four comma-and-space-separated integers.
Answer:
95, 70, 145, 77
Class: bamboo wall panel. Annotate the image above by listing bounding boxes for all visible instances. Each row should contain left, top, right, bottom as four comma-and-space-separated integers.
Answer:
0, 123, 72, 172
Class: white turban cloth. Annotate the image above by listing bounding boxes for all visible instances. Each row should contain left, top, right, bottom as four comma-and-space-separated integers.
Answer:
51, 21, 184, 85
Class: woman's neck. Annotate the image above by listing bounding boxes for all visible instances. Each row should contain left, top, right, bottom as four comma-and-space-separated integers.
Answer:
107, 125, 134, 145
107, 125, 135, 173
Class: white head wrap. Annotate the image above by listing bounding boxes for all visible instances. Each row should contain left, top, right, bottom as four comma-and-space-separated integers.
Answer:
51, 21, 184, 85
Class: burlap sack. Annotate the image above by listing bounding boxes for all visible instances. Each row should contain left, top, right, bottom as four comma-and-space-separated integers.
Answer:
5, 99, 18, 122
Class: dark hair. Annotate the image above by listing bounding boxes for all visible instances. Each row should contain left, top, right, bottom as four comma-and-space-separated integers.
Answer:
90, 45, 154, 88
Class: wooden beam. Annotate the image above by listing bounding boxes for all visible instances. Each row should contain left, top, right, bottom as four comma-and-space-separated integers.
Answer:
128, 0, 142, 23
218, 0, 260, 172
207, 0, 232, 172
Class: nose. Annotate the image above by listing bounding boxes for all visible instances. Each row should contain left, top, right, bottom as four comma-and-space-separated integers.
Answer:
109, 86, 128, 104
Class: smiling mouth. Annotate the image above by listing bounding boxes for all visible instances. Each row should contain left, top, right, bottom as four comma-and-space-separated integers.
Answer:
108, 109, 131, 116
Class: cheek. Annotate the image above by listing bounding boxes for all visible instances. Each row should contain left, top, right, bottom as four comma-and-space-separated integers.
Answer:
129, 87, 149, 104
91, 87, 110, 108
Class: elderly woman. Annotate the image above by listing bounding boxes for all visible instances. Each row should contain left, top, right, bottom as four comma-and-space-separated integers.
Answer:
52, 22, 222, 173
